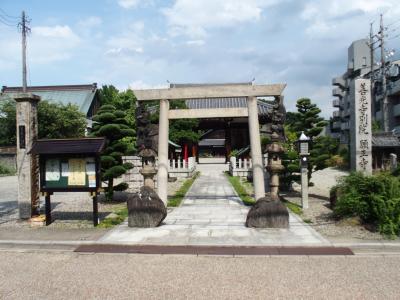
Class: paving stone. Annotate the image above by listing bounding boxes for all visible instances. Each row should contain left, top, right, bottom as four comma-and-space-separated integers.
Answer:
100, 165, 329, 246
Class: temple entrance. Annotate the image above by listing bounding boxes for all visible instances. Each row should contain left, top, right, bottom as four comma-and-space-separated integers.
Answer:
133, 82, 286, 203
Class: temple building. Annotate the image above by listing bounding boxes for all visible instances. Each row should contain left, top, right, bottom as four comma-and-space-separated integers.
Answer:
170, 83, 276, 163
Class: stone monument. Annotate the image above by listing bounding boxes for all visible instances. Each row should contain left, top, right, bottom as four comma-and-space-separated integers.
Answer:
246, 96, 289, 228
350, 79, 372, 174
127, 102, 166, 227
15, 93, 41, 219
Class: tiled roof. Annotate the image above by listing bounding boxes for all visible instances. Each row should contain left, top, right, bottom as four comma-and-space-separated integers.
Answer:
185, 97, 273, 116
198, 138, 225, 147
171, 82, 274, 116
372, 133, 400, 148
1, 84, 98, 116
170, 82, 272, 115
30, 138, 105, 155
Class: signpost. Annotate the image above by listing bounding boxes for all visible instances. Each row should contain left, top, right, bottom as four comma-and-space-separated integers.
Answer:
350, 79, 372, 174
30, 138, 105, 226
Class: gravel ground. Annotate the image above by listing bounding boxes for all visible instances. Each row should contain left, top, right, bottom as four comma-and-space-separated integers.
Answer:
292, 167, 349, 199
0, 175, 185, 229
282, 192, 385, 241
1, 251, 400, 299
242, 167, 393, 242
288, 167, 390, 241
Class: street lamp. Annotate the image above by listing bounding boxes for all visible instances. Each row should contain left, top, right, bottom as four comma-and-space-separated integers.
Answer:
296, 131, 311, 209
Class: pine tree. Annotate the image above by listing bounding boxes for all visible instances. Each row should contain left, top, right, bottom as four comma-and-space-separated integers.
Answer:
291, 98, 327, 138
91, 104, 135, 200
287, 98, 328, 183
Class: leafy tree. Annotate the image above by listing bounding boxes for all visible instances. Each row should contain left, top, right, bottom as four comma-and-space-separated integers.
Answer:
372, 120, 381, 133
310, 136, 339, 170
37, 101, 87, 139
91, 104, 135, 200
285, 98, 329, 184
285, 111, 300, 129
281, 126, 300, 190
290, 98, 327, 138
0, 99, 86, 146
147, 99, 201, 145
98, 85, 137, 154
169, 100, 200, 145
0, 100, 17, 146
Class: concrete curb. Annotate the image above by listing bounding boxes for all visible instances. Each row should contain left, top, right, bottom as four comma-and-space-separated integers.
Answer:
1, 239, 400, 249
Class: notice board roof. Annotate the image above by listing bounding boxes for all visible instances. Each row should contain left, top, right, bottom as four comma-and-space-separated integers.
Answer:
30, 138, 106, 155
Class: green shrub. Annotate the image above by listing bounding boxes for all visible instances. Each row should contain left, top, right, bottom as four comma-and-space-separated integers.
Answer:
0, 164, 15, 175
225, 172, 255, 206
334, 172, 400, 237
168, 172, 200, 207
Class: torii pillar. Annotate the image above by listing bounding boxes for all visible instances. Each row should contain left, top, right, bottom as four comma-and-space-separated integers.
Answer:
157, 99, 169, 204
15, 93, 41, 219
247, 96, 265, 200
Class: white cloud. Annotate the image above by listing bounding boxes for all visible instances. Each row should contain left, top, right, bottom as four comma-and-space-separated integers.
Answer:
105, 47, 143, 56
301, 0, 399, 38
128, 80, 168, 90
117, 0, 153, 9
105, 22, 146, 56
118, 0, 140, 9
186, 40, 205, 46
32, 25, 79, 40
29, 25, 80, 63
78, 16, 102, 28
163, 0, 278, 38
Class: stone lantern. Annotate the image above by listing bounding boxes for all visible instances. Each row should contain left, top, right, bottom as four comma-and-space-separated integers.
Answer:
295, 131, 311, 209
266, 132, 285, 200
139, 148, 157, 189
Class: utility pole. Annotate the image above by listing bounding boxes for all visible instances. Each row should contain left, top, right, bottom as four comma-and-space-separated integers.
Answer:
379, 14, 389, 132
20, 10, 30, 93
369, 22, 375, 115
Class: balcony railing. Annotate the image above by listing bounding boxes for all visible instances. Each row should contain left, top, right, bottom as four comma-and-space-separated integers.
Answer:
332, 87, 345, 98
332, 77, 346, 88
333, 99, 340, 107
394, 104, 400, 117
332, 121, 341, 129
332, 110, 340, 118
341, 122, 350, 130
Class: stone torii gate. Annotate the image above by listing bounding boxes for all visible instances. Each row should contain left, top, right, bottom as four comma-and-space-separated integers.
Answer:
133, 83, 286, 204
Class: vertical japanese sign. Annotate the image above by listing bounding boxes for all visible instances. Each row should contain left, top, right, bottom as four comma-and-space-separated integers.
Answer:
351, 79, 372, 174
68, 159, 86, 186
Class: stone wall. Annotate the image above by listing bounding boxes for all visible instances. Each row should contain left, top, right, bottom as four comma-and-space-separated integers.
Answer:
122, 156, 145, 193
0, 147, 17, 171
0, 153, 16, 171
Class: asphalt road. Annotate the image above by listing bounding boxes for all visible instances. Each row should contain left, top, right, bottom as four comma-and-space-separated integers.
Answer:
0, 251, 399, 299
0, 176, 17, 218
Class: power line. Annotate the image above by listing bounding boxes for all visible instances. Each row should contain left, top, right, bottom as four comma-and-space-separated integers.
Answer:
0, 14, 18, 27
387, 18, 400, 28
388, 33, 400, 41
0, 8, 19, 26
0, 8, 18, 19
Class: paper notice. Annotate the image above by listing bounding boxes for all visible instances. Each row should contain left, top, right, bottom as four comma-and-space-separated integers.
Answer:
86, 162, 96, 176
68, 159, 86, 186
88, 175, 96, 188
61, 163, 69, 177
45, 159, 60, 181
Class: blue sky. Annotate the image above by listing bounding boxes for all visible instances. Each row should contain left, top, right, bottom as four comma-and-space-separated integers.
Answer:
1, 0, 400, 117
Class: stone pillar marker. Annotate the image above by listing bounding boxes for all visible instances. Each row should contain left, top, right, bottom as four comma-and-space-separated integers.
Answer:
157, 99, 169, 204
15, 93, 41, 219
301, 165, 309, 209
350, 79, 372, 174
247, 96, 265, 200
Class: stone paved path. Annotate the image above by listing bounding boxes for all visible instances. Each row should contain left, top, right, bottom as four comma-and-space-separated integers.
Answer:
100, 164, 328, 245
